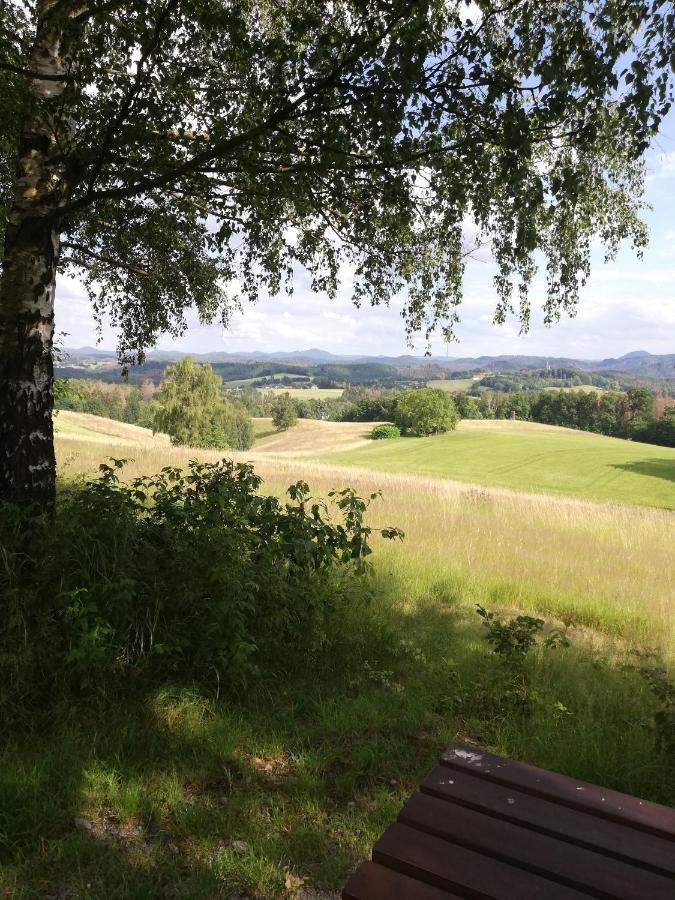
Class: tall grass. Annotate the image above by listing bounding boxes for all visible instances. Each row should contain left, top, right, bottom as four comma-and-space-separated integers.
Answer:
57, 432, 675, 657
3, 417, 662, 898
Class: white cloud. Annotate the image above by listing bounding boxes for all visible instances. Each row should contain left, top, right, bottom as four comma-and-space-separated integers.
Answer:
55, 252, 675, 360
647, 150, 675, 180
54, 273, 118, 348
54, 102, 675, 362
462, 2, 482, 25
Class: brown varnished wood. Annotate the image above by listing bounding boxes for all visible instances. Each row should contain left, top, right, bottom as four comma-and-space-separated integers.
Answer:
342, 862, 463, 899
399, 791, 675, 899
373, 823, 591, 899
421, 765, 675, 877
342, 742, 675, 900
440, 743, 675, 839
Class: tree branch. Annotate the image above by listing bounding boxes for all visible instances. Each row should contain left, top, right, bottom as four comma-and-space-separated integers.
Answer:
54, 3, 418, 218
61, 241, 149, 276
0, 60, 70, 80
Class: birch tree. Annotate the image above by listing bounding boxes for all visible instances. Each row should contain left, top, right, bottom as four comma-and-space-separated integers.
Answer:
0, 1, 673, 507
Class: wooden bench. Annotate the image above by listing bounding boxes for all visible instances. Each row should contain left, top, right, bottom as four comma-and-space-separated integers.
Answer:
342, 742, 675, 899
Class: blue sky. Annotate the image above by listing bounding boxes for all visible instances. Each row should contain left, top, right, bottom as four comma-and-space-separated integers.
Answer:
56, 112, 675, 361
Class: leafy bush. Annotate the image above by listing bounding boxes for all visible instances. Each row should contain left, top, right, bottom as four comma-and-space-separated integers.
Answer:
628, 656, 675, 753
476, 605, 570, 659
393, 388, 458, 436
0, 460, 402, 709
371, 423, 401, 440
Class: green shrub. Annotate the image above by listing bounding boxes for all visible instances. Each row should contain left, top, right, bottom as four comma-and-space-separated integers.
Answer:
371, 423, 401, 440
0, 460, 402, 709
393, 388, 458, 436
476, 605, 570, 659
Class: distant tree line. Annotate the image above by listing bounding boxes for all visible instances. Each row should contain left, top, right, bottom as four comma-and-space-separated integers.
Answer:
473, 367, 675, 396
57, 375, 675, 450
278, 384, 674, 447
230, 387, 354, 421
55, 378, 157, 427
453, 389, 675, 447
476, 368, 622, 392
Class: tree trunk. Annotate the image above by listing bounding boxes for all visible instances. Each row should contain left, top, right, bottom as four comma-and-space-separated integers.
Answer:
0, 4, 66, 509
0, 220, 59, 509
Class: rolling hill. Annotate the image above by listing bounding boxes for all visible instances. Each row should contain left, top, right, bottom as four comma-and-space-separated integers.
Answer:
55, 411, 675, 509
60, 347, 675, 380
323, 420, 675, 509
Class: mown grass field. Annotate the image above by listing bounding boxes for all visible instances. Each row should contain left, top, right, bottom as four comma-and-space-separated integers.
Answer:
323, 419, 675, 509
546, 384, 613, 394
223, 372, 310, 388
265, 387, 344, 400
54, 413, 675, 654
55, 411, 172, 447
3, 412, 673, 898
426, 377, 476, 392
252, 417, 372, 454
221, 376, 344, 398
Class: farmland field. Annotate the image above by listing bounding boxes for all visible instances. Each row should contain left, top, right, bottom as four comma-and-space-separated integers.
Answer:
6, 410, 671, 898
323, 419, 675, 509
58, 413, 675, 510
264, 386, 344, 399
546, 384, 613, 394
426, 377, 476, 392
55, 412, 675, 656
55, 410, 171, 446
222, 372, 310, 387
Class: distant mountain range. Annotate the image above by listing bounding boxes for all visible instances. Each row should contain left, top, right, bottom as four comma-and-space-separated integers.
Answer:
63, 347, 675, 378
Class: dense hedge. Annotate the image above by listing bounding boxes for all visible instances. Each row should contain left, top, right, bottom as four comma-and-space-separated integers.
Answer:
0, 460, 402, 712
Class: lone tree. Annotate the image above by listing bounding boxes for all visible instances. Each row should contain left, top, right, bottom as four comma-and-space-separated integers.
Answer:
1, 1, 674, 507
394, 387, 458, 436
153, 357, 253, 450
271, 392, 299, 431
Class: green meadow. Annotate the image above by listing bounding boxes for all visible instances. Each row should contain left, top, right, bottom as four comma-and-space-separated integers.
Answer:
1, 413, 673, 898
323, 419, 675, 509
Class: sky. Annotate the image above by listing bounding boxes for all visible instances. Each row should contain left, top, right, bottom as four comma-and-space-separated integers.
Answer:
55, 113, 675, 362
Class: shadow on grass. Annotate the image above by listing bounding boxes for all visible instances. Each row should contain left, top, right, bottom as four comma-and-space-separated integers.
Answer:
611, 458, 675, 486
2, 583, 674, 898
254, 428, 279, 442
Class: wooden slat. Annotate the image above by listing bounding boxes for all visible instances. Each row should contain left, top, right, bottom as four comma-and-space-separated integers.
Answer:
421, 765, 675, 877
441, 744, 675, 839
373, 823, 590, 899
342, 861, 463, 899
399, 791, 675, 900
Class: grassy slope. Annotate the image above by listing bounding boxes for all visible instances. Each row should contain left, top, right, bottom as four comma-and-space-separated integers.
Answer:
264, 387, 344, 399
5, 412, 671, 898
547, 385, 612, 393
224, 372, 310, 387
324, 420, 675, 509
426, 377, 475, 392
55, 411, 171, 447
252, 417, 373, 454
54, 413, 675, 650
